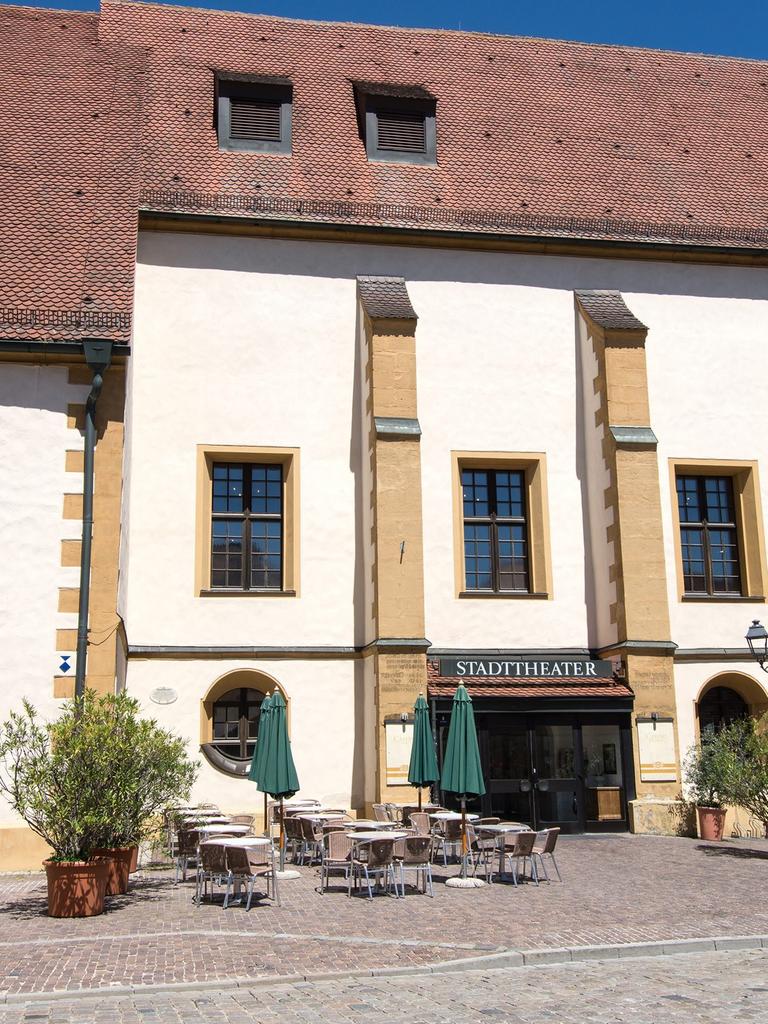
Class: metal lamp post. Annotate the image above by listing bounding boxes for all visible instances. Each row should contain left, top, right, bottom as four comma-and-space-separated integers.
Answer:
745, 619, 768, 673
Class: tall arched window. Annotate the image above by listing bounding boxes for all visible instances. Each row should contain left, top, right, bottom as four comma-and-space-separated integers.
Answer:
211, 687, 265, 761
698, 686, 747, 734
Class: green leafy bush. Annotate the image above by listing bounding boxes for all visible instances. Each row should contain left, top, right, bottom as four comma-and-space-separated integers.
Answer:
0, 691, 198, 861
714, 713, 768, 837
683, 725, 732, 809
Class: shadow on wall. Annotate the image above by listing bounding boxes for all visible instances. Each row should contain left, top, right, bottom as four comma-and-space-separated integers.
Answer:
136, 230, 768, 303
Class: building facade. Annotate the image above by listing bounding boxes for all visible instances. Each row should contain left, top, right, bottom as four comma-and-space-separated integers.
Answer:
1, 0, 768, 867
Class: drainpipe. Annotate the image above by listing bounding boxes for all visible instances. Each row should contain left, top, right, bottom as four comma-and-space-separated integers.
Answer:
74, 339, 114, 699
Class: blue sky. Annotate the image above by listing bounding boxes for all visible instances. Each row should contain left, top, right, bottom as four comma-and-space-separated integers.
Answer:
5, 0, 768, 60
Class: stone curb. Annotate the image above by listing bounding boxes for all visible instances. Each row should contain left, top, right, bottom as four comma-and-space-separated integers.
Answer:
2, 934, 767, 1006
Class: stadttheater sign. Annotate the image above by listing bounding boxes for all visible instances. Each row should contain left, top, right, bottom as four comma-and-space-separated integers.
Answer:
438, 658, 614, 679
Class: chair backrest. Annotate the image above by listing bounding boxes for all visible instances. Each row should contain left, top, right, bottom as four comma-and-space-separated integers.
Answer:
401, 835, 431, 865
410, 812, 431, 835
400, 805, 417, 826
229, 814, 254, 826
245, 843, 271, 868
299, 817, 319, 842
200, 841, 227, 873
540, 827, 560, 853
322, 819, 346, 832
384, 803, 401, 823
475, 817, 500, 825
510, 830, 536, 856
443, 819, 463, 840
325, 831, 353, 862
365, 839, 395, 869
372, 803, 389, 822
224, 844, 252, 876
177, 829, 200, 856
284, 816, 303, 841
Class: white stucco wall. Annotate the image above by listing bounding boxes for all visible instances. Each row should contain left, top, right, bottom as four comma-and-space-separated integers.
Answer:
130, 232, 768, 655
0, 364, 86, 825
128, 231, 768, 802
126, 658, 361, 810
639, 289, 768, 652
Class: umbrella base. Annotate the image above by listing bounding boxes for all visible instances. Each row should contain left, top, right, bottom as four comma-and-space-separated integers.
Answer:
445, 876, 485, 888
275, 869, 301, 880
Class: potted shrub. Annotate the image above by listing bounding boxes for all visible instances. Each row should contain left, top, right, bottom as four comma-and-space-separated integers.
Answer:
683, 727, 730, 841
0, 692, 198, 912
714, 713, 768, 839
89, 691, 197, 894
0, 698, 112, 916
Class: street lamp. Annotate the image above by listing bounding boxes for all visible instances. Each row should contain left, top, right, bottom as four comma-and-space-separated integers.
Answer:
745, 619, 768, 673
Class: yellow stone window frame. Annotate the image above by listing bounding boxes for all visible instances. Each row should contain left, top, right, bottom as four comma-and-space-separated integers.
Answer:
195, 444, 300, 597
451, 450, 553, 599
668, 458, 767, 602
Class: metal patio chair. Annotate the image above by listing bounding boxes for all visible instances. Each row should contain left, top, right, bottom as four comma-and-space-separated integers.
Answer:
393, 835, 434, 896
532, 827, 562, 881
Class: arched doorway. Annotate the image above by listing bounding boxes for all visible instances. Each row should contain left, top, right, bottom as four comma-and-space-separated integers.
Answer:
698, 686, 748, 733
696, 672, 768, 739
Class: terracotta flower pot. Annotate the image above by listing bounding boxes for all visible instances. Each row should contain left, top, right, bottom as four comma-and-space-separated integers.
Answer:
91, 847, 133, 895
129, 844, 139, 874
44, 859, 109, 918
697, 805, 727, 841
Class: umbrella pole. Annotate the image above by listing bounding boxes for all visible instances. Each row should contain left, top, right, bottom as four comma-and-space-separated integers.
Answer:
418, 787, 422, 812
460, 796, 467, 878
263, 792, 268, 837
279, 796, 286, 871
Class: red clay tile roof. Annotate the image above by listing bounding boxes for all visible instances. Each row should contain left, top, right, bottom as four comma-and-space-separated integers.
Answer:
0, 6, 146, 342
99, 0, 768, 250
6, 1, 768, 344
426, 661, 633, 700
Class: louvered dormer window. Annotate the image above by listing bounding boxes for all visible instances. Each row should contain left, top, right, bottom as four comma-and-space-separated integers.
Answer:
217, 75, 292, 153
354, 83, 437, 165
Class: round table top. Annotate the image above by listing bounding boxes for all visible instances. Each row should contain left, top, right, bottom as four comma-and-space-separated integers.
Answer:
429, 812, 479, 821
347, 820, 391, 829
197, 823, 250, 834
475, 823, 531, 833
297, 811, 348, 821
347, 830, 409, 842
201, 836, 270, 848
180, 813, 229, 821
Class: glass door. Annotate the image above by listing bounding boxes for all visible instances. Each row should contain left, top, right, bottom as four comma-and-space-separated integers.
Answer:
483, 721, 533, 824
532, 723, 584, 833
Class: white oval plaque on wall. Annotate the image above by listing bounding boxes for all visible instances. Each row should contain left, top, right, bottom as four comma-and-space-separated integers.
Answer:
150, 687, 178, 705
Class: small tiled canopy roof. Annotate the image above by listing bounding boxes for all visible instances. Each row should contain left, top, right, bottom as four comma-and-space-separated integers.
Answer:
0, 6, 146, 342
575, 290, 648, 332
357, 276, 418, 319
426, 661, 633, 700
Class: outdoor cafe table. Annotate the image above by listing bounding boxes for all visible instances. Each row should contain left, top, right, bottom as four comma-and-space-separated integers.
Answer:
201, 836, 270, 848
296, 811, 349, 822
346, 830, 409, 842
197, 823, 250, 836
474, 823, 533, 882
346, 819, 394, 830
429, 812, 480, 822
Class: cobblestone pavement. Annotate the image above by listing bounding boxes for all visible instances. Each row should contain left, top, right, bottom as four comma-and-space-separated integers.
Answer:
2, 949, 767, 1022
0, 835, 766, 997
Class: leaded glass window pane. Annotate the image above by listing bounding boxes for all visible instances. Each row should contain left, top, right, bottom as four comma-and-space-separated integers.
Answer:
677, 475, 741, 596
462, 468, 530, 593
210, 462, 284, 591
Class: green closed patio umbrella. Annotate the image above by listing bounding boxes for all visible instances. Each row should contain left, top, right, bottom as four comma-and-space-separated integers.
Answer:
441, 683, 486, 887
257, 689, 299, 870
408, 693, 439, 811
248, 692, 272, 834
